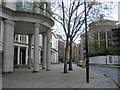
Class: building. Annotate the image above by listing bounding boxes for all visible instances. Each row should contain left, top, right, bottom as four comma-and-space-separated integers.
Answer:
111, 26, 120, 55
51, 32, 58, 63
88, 15, 117, 47
80, 15, 118, 59
57, 34, 65, 63
111, 1, 120, 55
72, 43, 81, 63
88, 15, 117, 56
80, 33, 86, 61
0, 0, 54, 73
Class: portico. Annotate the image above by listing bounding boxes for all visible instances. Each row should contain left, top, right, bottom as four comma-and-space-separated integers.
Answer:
1, 5, 54, 73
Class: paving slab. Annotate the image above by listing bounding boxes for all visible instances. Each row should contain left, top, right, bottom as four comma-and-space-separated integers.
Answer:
2, 64, 118, 88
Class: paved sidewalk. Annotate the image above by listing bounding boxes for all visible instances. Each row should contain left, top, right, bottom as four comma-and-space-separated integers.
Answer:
2, 64, 118, 88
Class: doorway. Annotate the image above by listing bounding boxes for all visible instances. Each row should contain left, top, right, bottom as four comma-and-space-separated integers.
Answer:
20, 47, 26, 65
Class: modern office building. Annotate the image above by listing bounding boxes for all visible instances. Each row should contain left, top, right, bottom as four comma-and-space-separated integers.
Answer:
0, 0, 54, 73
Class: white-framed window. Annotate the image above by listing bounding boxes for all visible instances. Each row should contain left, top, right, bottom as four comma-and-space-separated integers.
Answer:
20, 35, 27, 43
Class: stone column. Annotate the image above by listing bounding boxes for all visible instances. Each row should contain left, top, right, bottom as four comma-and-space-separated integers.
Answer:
17, 46, 20, 65
42, 33, 47, 69
98, 32, 100, 47
28, 35, 33, 69
26, 47, 28, 65
3, 20, 15, 74
39, 49, 41, 65
33, 23, 40, 73
105, 30, 108, 47
46, 30, 51, 71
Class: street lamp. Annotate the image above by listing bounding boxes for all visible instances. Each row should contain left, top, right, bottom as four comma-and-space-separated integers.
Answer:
84, 1, 89, 83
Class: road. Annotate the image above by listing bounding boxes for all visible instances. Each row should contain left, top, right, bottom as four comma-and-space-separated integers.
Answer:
90, 66, 120, 87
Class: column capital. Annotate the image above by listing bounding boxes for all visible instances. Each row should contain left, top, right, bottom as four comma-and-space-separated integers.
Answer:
4, 20, 15, 26
34, 22, 40, 28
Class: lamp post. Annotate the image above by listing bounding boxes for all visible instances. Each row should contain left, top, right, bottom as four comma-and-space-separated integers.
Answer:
84, 1, 89, 83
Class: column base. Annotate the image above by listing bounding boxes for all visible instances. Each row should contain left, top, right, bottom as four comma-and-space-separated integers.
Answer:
33, 71, 39, 73
46, 69, 51, 71
2, 71, 13, 74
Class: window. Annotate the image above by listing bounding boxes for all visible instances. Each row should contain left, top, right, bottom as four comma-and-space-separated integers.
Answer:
107, 31, 111, 39
16, 2, 23, 11
1, 0, 6, 6
20, 35, 27, 43
39, 2, 44, 14
100, 31, 105, 40
15, 35, 19, 42
108, 40, 112, 47
100, 41, 106, 47
94, 32, 98, 40
16, 0, 33, 12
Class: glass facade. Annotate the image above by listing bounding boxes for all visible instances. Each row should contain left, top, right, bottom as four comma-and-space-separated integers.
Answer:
16, 1, 50, 16
16, 1, 33, 12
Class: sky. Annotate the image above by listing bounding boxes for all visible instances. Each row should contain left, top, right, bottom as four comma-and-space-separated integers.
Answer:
52, 1, 119, 44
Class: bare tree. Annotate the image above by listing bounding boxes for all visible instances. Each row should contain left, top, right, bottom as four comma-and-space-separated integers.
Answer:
36, 0, 115, 73
36, 0, 95, 73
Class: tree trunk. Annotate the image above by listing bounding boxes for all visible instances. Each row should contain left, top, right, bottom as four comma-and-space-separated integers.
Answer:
64, 37, 69, 73
69, 38, 73, 71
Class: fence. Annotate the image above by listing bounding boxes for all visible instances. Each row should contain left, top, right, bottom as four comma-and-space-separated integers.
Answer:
89, 55, 120, 65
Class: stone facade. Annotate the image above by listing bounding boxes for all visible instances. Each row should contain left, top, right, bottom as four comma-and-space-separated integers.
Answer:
72, 43, 81, 63
80, 15, 118, 59
51, 32, 58, 63
0, 1, 54, 73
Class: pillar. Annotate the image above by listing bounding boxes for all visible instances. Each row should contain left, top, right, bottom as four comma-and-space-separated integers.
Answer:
17, 46, 20, 65
33, 23, 40, 73
2, 20, 15, 74
26, 47, 28, 65
28, 35, 33, 69
105, 30, 108, 47
46, 30, 51, 71
42, 33, 47, 69
39, 49, 41, 65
